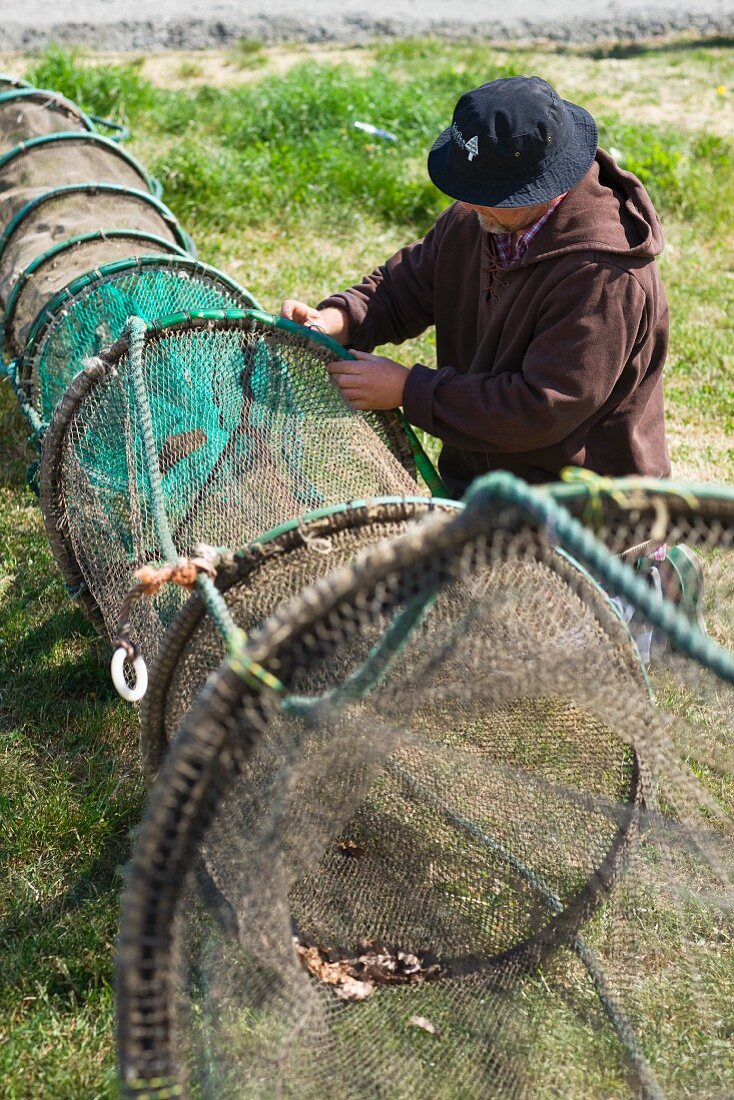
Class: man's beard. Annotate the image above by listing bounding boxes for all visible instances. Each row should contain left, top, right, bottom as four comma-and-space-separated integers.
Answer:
474, 209, 515, 234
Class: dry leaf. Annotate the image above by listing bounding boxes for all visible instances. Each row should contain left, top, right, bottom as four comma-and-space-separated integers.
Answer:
334, 977, 375, 1001
408, 1015, 439, 1037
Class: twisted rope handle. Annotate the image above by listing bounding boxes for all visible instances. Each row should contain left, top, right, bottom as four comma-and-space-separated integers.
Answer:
111, 319, 250, 700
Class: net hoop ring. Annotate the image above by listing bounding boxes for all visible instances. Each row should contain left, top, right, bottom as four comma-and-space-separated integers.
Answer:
117, 503, 648, 1093
140, 496, 461, 784
0, 131, 158, 192
3, 229, 187, 357
18, 255, 258, 419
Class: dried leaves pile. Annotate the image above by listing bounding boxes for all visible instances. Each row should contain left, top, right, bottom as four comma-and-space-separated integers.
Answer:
294, 935, 442, 1002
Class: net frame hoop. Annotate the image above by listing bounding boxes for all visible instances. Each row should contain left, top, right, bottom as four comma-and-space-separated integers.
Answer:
101, 308, 420, 481
0, 131, 159, 195
3, 230, 189, 354
140, 496, 461, 784
0, 87, 97, 136
39, 355, 120, 634
17, 255, 259, 393
547, 475, 734, 524
0, 182, 194, 268
117, 507, 646, 1093
37, 309, 413, 632
219, 510, 647, 972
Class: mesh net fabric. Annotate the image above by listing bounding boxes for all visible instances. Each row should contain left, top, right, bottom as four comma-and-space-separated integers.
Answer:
39, 313, 419, 655
4, 233, 185, 355
116, 482, 734, 1100
0, 137, 152, 225
22, 261, 255, 421
0, 187, 185, 309
0, 90, 93, 154
140, 500, 460, 784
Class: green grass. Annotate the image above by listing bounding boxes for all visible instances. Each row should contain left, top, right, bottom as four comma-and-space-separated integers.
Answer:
226, 38, 267, 71
1, 34, 733, 1098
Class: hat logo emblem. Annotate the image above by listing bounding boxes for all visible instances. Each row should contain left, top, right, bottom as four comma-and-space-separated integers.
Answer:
450, 123, 479, 162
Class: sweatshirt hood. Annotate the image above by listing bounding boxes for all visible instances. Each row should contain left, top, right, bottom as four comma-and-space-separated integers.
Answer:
522, 148, 665, 264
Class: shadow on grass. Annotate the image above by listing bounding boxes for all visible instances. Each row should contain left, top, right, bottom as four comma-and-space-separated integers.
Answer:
0, 812, 143, 1005
0, 605, 116, 728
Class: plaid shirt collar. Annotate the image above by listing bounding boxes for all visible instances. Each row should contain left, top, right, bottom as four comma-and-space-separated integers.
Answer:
490, 192, 567, 268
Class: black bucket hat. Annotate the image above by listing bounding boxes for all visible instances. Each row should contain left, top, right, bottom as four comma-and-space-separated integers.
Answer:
427, 76, 598, 208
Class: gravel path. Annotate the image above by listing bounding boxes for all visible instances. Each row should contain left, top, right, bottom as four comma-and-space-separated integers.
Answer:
2, 0, 733, 51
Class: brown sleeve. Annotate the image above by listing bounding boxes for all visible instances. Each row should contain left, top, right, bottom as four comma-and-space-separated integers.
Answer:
318, 219, 445, 351
403, 263, 650, 452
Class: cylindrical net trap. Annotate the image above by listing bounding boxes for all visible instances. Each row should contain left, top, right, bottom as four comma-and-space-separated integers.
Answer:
117, 479, 730, 1100
116, 474, 734, 1099
0, 133, 159, 227
0, 183, 191, 311
0, 88, 96, 154
17, 257, 257, 423
2, 230, 189, 357
39, 309, 421, 655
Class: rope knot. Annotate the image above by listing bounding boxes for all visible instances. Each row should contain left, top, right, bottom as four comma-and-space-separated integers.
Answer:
133, 556, 217, 596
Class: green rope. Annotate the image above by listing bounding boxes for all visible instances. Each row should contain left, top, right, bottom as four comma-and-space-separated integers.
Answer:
2, 356, 47, 441
88, 114, 131, 142
396, 411, 447, 497
125, 317, 245, 658
195, 574, 247, 658
128, 317, 178, 564
283, 591, 437, 717
464, 471, 734, 687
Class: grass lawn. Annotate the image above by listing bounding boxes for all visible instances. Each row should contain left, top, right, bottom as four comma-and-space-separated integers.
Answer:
0, 33, 732, 1098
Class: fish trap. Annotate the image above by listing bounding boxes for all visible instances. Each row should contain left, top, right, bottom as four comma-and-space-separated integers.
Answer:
15, 256, 255, 424
0, 87, 96, 155
39, 309, 423, 656
116, 472, 734, 1100
0, 183, 191, 312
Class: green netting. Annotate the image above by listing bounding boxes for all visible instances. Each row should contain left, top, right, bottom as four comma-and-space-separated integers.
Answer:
0, 88, 95, 154
116, 473, 734, 1100
3, 230, 189, 357
17, 258, 256, 424
0, 184, 192, 312
39, 310, 421, 655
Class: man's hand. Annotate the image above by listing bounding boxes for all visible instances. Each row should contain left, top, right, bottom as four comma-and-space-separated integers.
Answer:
280, 300, 350, 345
327, 350, 409, 411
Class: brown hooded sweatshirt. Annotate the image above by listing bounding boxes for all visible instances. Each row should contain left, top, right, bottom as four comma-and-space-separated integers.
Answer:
320, 149, 671, 497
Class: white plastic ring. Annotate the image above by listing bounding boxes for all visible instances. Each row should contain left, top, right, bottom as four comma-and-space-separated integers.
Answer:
111, 647, 148, 702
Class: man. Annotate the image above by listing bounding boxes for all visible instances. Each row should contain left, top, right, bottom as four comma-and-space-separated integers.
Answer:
282, 75, 671, 498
